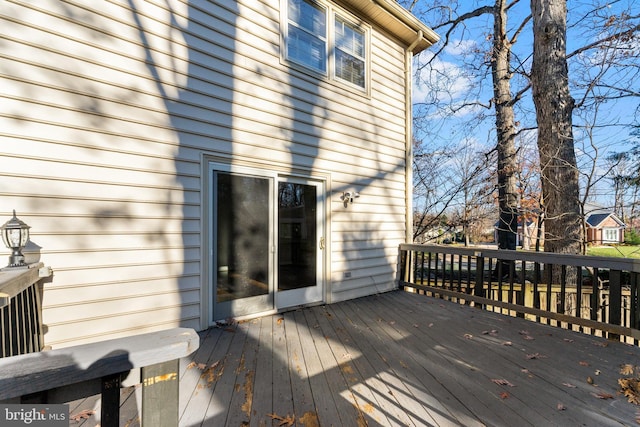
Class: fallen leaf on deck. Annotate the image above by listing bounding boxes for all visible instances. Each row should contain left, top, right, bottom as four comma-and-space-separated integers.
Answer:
413, 323, 419, 328
621, 364, 636, 376
557, 403, 567, 411
579, 361, 590, 366
563, 338, 574, 343
277, 317, 284, 325
503, 341, 512, 346
428, 323, 434, 327
499, 391, 509, 399
491, 379, 515, 387
562, 382, 577, 388
267, 413, 295, 426
591, 391, 614, 400
526, 353, 547, 360
518, 330, 535, 339
619, 377, 640, 405
70, 409, 95, 422
464, 333, 473, 339
587, 376, 594, 384
595, 369, 601, 376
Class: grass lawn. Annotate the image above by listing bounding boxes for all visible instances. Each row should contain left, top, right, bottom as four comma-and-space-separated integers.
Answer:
587, 245, 640, 258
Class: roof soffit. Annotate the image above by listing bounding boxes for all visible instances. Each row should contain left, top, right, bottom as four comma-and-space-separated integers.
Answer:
337, 0, 439, 54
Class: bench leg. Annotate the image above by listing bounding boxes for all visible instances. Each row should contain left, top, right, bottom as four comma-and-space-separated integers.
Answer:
142, 359, 179, 427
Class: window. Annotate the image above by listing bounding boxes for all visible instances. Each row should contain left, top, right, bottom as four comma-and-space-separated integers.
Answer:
284, 0, 368, 90
334, 15, 365, 87
603, 228, 618, 242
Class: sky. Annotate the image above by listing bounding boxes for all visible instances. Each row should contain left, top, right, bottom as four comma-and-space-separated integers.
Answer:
404, 0, 640, 208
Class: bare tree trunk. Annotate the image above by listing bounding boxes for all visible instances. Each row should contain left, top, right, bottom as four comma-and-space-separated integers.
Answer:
494, 0, 519, 251
530, 0, 582, 255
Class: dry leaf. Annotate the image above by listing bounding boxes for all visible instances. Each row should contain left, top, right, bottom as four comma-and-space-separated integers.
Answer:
499, 391, 510, 399
557, 403, 567, 411
579, 361, 590, 366
587, 376, 594, 385
70, 409, 95, 422
267, 413, 295, 426
562, 382, 577, 388
621, 364, 636, 376
277, 318, 284, 325
619, 378, 640, 405
563, 338, 574, 343
526, 353, 547, 360
503, 341, 512, 346
592, 391, 614, 400
428, 323, 434, 327
491, 378, 515, 387
464, 333, 473, 339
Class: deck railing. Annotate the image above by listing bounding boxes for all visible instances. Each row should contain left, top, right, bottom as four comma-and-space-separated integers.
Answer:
398, 244, 640, 345
0, 263, 51, 357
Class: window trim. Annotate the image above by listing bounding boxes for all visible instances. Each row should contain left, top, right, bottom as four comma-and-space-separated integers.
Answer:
281, 0, 371, 94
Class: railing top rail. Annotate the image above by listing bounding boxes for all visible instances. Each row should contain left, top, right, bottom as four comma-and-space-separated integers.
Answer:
0, 262, 48, 308
0, 327, 199, 400
400, 243, 640, 272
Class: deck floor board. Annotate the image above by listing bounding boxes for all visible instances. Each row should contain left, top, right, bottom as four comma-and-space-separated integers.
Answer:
71, 290, 640, 426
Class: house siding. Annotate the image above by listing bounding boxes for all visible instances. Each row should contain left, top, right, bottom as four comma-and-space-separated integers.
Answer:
1, 0, 411, 347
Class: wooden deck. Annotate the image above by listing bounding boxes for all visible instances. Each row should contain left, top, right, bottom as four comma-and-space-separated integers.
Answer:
71, 290, 640, 426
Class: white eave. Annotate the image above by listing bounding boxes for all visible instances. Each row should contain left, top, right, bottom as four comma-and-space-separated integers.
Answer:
341, 0, 440, 54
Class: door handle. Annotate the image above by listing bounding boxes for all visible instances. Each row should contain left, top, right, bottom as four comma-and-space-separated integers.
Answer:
319, 237, 325, 250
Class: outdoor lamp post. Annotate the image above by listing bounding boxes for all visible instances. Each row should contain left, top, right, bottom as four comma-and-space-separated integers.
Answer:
1, 210, 31, 268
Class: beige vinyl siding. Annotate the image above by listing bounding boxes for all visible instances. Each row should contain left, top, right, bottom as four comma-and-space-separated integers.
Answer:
0, 0, 411, 346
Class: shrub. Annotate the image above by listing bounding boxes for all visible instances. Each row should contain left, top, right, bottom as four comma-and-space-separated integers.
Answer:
624, 228, 640, 245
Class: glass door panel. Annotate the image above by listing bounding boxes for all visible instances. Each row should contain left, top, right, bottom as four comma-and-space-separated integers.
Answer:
276, 179, 323, 308
213, 171, 273, 320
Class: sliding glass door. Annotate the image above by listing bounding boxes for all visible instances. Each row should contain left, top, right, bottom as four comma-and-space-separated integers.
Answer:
210, 164, 324, 322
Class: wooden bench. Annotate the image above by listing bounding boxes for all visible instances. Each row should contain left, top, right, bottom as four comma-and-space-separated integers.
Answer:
0, 327, 199, 426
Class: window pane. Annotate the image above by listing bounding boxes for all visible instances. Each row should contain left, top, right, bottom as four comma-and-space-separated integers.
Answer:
287, 26, 326, 71
287, 0, 327, 72
335, 16, 364, 57
288, 0, 326, 35
334, 15, 365, 87
335, 49, 365, 87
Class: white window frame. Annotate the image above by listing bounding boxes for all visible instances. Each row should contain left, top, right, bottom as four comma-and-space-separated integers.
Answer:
603, 228, 619, 243
282, 0, 370, 93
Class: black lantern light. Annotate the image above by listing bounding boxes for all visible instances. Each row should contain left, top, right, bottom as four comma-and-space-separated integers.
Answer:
1, 210, 31, 268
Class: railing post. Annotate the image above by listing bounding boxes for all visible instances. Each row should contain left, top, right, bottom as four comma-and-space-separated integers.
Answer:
608, 270, 622, 341
142, 359, 180, 427
474, 253, 485, 307
101, 373, 122, 427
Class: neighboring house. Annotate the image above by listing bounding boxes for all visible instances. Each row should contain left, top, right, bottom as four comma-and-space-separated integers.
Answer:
586, 211, 626, 244
0, 1, 438, 348
494, 218, 539, 249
